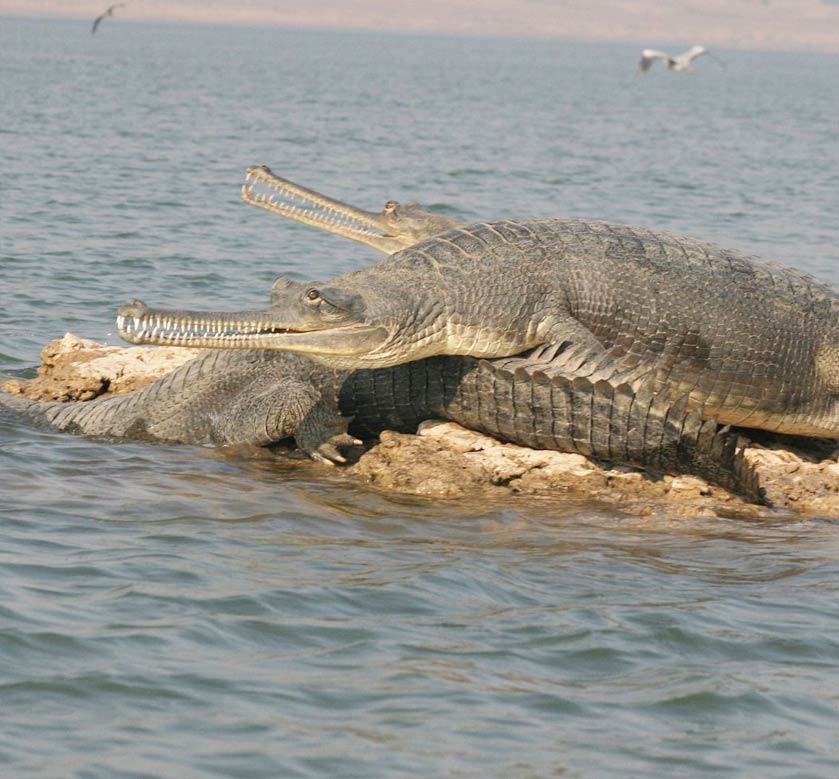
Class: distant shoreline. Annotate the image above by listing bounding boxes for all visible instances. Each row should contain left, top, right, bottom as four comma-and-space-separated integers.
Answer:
2, 7, 839, 55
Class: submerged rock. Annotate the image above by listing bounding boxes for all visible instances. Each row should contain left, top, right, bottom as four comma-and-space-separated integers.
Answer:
4, 335, 839, 517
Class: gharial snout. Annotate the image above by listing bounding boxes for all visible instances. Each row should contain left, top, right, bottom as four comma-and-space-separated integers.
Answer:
114, 297, 393, 365
116, 299, 303, 347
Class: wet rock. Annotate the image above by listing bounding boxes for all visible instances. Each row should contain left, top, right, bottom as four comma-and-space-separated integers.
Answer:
5, 335, 839, 517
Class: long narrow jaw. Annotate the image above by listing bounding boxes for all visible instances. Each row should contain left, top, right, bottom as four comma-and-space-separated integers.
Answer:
241, 165, 415, 254
116, 300, 388, 361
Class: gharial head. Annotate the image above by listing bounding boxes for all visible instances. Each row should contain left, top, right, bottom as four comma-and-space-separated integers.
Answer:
115, 170, 467, 369
116, 272, 450, 369
241, 165, 462, 254
116, 173, 548, 368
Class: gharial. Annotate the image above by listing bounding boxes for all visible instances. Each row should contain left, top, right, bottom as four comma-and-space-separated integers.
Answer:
108, 166, 839, 507
1, 166, 758, 497
119, 175, 839, 443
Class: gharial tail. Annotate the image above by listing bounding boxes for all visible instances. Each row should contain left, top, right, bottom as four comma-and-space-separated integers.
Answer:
457, 360, 766, 504
0, 388, 88, 432
554, 373, 765, 504
528, 370, 764, 504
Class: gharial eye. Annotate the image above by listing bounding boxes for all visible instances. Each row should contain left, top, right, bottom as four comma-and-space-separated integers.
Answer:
305, 288, 321, 302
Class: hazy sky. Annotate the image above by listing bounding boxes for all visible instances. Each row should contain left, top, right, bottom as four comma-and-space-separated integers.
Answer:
3, 1, 839, 52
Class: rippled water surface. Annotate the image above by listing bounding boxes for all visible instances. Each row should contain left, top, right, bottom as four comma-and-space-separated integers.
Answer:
2, 17, 839, 778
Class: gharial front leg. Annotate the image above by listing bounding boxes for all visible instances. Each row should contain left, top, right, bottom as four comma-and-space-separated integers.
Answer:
293, 394, 362, 465
222, 378, 361, 464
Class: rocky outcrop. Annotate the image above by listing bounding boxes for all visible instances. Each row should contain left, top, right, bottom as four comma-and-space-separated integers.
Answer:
348, 420, 839, 517
2, 333, 203, 402
5, 335, 839, 517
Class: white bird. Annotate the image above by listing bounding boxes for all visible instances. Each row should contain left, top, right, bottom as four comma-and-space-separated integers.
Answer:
91, 3, 126, 35
638, 45, 723, 74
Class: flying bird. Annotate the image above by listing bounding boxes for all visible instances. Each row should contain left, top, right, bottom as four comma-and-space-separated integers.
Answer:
638, 45, 723, 74
91, 3, 126, 35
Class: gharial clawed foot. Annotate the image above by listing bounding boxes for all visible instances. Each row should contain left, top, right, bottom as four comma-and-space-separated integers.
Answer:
294, 396, 363, 466
308, 433, 364, 466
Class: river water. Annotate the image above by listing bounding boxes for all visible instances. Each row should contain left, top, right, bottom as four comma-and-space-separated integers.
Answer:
1, 16, 839, 778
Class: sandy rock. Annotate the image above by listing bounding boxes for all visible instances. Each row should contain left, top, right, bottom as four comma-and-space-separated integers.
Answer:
349, 421, 757, 517
349, 429, 490, 499
2, 333, 203, 401
741, 442, 839, 512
